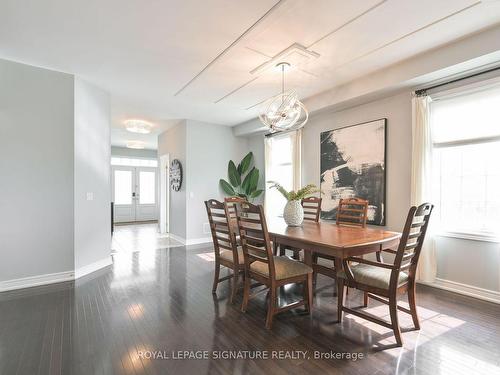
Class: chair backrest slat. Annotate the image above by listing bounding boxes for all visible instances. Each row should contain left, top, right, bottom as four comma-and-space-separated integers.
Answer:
301, 196, 322, 222
224, 196, 247, 219
336, 198, 369, 227
394, 203, 434, 279
205, 199, 238, 264
235, 202, 275, 278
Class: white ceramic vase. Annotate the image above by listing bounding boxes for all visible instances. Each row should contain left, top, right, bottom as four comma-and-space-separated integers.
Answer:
283, 200, 304, 226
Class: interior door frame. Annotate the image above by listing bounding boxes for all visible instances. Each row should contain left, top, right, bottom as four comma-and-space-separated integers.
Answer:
112, 165, 159, 223
159, 154, 170, 234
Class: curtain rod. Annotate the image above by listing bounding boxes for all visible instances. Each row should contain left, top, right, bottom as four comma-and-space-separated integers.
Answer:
264, 128, 299, 138
414, 65, 500, 96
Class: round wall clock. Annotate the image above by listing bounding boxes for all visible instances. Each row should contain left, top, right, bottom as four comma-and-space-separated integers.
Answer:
170, 159, 183, 191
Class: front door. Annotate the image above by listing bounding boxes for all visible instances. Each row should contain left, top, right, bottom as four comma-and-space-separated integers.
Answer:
112, 166, 158, 223
135, 167, 158, 221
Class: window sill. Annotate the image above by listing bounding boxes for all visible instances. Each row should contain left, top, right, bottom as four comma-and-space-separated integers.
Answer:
436, 231, 500, 243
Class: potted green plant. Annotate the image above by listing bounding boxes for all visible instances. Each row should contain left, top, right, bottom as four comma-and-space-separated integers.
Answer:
219, 152, 264, 201
268, 182, 320, 226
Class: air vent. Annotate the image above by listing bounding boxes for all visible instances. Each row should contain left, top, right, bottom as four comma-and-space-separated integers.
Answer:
250, 43, 320, 76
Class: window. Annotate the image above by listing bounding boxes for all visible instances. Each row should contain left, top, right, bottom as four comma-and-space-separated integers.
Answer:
111, 157, 158, 167
431, 82, 500, 239
264, 131, 301, 218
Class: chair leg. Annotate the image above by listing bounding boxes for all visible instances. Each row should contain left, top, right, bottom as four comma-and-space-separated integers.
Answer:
389, 295, 403, 346
229, 268, 239, 304
212, 261, 220, 294
363, 292, 368, 307
265, 286, 277, 329
241, 273, 250, 312
304, 273, 313, 313
408, 282, 420, 330
336, 278, 344, 323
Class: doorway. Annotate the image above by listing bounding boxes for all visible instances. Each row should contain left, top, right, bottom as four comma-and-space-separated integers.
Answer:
112, 166, 158, 223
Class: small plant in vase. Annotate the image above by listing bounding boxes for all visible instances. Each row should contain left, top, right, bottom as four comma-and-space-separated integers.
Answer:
268, 182, 320, 226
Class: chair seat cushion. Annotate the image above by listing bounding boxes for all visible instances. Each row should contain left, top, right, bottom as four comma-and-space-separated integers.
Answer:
338, 263, 408, 289
220, 247, 244, 265
250, 256, 312, 280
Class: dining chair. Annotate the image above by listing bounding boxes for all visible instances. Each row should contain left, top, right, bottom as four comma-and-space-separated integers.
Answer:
337, 203, 434, 346
236, 202, 313, 329
312, 197, 368, 283
224, 196, 247, 219
278, 196, 322, 259
205, 199, 244, 304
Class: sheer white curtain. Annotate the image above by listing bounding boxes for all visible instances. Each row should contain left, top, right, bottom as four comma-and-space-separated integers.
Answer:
264, 130, 301, 218
411, 94, 437, 282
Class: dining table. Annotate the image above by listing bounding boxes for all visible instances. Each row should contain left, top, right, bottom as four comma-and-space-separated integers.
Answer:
266, 218, 402, 321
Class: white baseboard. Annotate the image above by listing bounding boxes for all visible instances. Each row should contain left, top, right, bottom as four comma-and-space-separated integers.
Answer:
0, 270, 74, 292
0, 256, 113, 293
168, 233, 186, 244
418, 277, 500, 304
186, 237, 212, 246
75, 257, 113, 279
168, 234, 212, 246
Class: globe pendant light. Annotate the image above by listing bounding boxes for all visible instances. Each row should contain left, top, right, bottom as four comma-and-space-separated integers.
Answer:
259, 62, 308, 132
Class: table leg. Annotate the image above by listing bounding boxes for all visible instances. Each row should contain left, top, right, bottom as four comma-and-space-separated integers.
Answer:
334, 257, 344, 323
303, 250, 312, 267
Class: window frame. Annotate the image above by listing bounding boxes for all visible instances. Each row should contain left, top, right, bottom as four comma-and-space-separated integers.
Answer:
430, 83, 500, 243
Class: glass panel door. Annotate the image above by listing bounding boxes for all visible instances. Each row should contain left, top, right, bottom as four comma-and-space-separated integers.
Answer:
112, 167, 136, 222
135, 167, 158, 221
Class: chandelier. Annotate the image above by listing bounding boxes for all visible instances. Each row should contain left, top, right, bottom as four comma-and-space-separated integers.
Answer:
124, 119, 153, 134
259, 62, 308, 132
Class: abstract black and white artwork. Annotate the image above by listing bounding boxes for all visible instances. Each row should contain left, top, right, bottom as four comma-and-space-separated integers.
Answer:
320, 118, 386, 225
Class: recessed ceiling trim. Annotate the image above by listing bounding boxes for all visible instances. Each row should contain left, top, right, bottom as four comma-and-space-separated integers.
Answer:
173, 0, 286, 96
214, 77, 259, 104
244, 0, 482, 112
246, 46, 319, 77
332, 1, 482, 71
306, 0, 388, 49
249, 43, 320, 75
215, 1, 390, 106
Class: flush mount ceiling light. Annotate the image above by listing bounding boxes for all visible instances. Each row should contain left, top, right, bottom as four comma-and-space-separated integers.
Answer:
259, 62, 308, 132
126, 141, 146, 149
124, 119, 153, 134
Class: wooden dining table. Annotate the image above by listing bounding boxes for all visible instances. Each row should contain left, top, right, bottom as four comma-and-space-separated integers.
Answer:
266, 218, 402, 320
267, 219, 401, 260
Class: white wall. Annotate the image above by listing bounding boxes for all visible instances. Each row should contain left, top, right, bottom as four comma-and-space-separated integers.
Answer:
251, 91, 499, 296
185, 120, 248, 241
157, 120, 258, 243
74, 78, 112, 272
158, 121, 187, 239
0, 58, 75, 282
0, 59, 112, 290
302, 92, 412, 232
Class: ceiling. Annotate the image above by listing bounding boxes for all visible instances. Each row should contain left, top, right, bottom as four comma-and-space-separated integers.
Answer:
1, 0, 500, 149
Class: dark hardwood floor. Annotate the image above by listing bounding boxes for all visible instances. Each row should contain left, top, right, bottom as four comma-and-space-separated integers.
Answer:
1, 224, 499, 375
